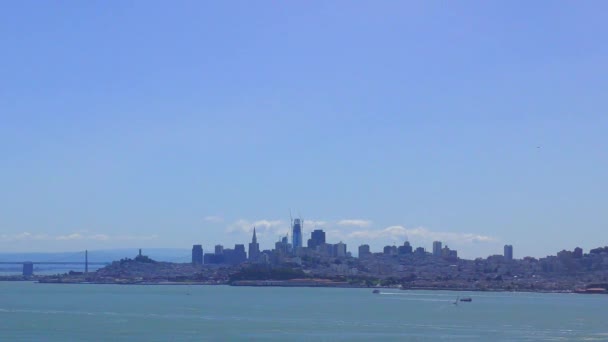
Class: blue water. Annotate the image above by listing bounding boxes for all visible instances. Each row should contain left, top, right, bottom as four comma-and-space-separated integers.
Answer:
1, 282, 607, 341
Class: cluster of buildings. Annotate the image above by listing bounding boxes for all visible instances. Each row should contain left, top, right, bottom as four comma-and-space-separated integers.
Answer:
191, 218, 351, 266
29, 214, 605, 291
191, 243, 247, 265
185, 215, 608, 292
39, 216, 607, 292
190, 218, 516, 267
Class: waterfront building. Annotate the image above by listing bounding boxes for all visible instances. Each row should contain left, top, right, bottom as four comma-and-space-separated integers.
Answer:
248, 228, 260, 261
215, 244, 224, 255
433, 241, 442, 257
358, 244, 371, 258
292, 218, 303, 251
192, 245, 203, 265
307, 229, 326, 250
504, 244, 513, 261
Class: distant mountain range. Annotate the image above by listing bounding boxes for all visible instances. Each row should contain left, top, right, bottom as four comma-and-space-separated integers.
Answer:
0, 248, 192, 263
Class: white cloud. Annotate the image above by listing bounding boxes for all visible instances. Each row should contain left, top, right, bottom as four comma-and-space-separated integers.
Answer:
0, 232, 158, 242
54, 233, 158, 241
337, 219, 372, 228
204, 215, 224, 223
56, 233, 84, 241
90, 234, 110, 241
301, 220, 328, 229
325, 229, 346, 241
113, 234, 159, 241
0, 232, 49, 241
347, 225, 497, 244
226, 219, 286, 235
226, 218, 330, 235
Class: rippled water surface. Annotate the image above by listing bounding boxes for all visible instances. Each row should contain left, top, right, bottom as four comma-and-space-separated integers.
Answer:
1, 282, 607, 341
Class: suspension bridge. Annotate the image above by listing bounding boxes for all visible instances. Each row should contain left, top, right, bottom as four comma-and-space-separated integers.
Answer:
0, 250, 111, 276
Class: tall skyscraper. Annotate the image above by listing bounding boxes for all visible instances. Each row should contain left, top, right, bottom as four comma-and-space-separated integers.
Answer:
307, 229, 326, 249
292, 218, 303, 251
504, 244, 513, 261
248, 227, 260, 261
192, 245, 203, 265
215, 244, 224, 255
433, 241, 442, 257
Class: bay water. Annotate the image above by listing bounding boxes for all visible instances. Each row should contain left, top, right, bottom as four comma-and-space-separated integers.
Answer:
1, 282, 607, 341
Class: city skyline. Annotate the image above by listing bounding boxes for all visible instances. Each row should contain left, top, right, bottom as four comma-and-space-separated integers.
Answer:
1, 2, 607, 257
0, 212, 599, 259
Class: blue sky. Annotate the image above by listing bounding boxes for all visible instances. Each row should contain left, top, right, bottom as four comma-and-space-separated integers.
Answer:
1, 1, 606, 258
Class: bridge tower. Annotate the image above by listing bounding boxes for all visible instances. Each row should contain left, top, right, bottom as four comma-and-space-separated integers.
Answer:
85, 250, 89, 273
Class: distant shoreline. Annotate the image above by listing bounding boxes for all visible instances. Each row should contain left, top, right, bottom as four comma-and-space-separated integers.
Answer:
0, 279, 591, 294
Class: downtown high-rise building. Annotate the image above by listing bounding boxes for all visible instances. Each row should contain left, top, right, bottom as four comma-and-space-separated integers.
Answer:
192, 245, 203, 265
398, 241, 413, 255
275, 235, 290, 255
292, 218, 303, 251
334, 242, 347, 258
234, 244, 247, 264
358, 244, 371, 258
504, 244, 513, 261
307, 229, 326, 250
384, 245, 398, 255
248, 227, 260, 261
433, 241, 442, 257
